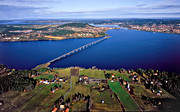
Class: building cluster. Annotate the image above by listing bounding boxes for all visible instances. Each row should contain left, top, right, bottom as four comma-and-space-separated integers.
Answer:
61, 26, 110, 38
52, 96, 70, 112
52, 93, 90, 112
0, 30, 41, 41
0, 33, 6, 38
143, 73, 163, 96
111, 74, 135, 95
128, 24, 180, 34
141, 95, 162, 106
78, 75, 107, 85
0, 64, 13, 76
31, 73, 67, 93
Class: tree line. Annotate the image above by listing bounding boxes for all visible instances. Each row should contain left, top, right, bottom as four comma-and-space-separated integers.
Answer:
0, 70, 36, 94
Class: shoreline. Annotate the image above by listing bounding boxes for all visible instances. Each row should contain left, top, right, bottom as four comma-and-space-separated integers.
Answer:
94, 23, 180, 35
2, 64, 180, 74
0, 35, 108, 43
0, 33, 110, 43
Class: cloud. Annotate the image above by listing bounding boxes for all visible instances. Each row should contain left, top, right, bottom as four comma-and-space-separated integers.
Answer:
136, 4, 148, 7
152, 4, 180, 9
0, 0, 61, 7
0, 0, 180, 19
139, 4, 180, 10
0, 5, 46, 10
124, 12, 180, 15
0, 4, 48, 19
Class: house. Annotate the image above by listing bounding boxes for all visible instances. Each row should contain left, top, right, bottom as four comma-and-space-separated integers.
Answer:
31, 75, 35, 77
78, 75, 89, 84
84, 76, 88, 80
88, 78, 107, 84
51, 107, 58, 112
65, 108, 69, 112
58, 77, 65, 82
101, 100, 105, 104
154, 73, 158, 76
130, 75, 139, 83
0, 100, 4, 106
123, 81, 127, 86
40, 80, 50, 84
127, 70, 131, 74
60, 105, 65, 109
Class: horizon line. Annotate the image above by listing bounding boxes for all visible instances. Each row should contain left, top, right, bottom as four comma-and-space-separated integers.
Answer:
1, 17, 180, 21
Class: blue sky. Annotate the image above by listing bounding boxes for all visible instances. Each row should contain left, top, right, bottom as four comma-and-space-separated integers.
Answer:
0, 0, 180, 20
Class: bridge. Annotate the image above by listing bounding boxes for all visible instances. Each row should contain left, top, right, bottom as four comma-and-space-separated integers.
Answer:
34, 36, 110, 70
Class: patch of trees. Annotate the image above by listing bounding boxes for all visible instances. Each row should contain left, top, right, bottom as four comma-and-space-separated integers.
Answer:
54, 93, 90, 111
37, 67, 51, 73
98, 32, 107, 36
104, 73, 111, 79
32, 27, 49, 31
0, 64, 11, 75
136, 68, 180, 95
60, 23, 89, 28
47, 30, 75, 36
0, 70, 36, 94
141, 95, 162, 106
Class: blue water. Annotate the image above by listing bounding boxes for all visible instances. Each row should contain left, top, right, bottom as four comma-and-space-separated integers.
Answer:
0, 28, 180, 73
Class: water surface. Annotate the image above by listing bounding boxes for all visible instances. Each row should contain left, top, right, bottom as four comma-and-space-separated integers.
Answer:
0, 28, 180, 73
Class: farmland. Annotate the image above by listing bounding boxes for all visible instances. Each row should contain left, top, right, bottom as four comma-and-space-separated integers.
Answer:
108, 81, 139, 111
0, 66, 178, 112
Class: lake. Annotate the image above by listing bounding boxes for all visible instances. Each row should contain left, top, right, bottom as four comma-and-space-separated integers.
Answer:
0, 27, 180, 73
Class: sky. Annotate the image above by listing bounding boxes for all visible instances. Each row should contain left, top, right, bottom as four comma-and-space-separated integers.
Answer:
0, 0, 180, 20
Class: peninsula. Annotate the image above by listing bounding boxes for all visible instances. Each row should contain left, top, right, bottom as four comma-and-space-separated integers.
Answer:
0, 23, 112, 42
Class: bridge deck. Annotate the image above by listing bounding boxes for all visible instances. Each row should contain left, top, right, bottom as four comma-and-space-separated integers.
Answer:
46, 36, 109, 65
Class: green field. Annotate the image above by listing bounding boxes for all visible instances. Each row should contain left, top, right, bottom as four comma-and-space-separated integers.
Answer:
90, 89, 122, 111
53, 68, 71, 77
49, 30, 75, 36
108, 81, 139, 111
33, 74, 54, 80
80, 69, 105, 79
60, 23, 89, 28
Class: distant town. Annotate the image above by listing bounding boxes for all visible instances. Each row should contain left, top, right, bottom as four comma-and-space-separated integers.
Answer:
124, 24, 180, 34
95, 19, 180, 34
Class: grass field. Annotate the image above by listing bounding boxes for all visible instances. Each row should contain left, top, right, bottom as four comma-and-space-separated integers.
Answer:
80, 69, 105, 79
71, 101, 88, 112
108, 81, 139, 111
33, 74, 54, 80
44, 35, 66, 40
106, 70, 131, 82
53, 68, 71, 77
18, 85, 51, 112
38, 83, 70, 112
91, 89, 122, 111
